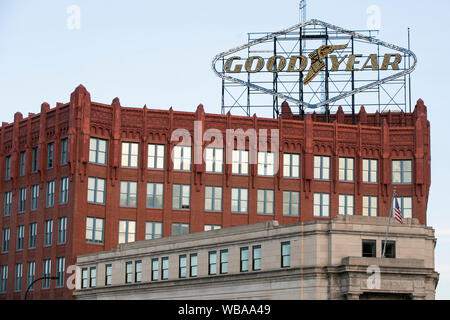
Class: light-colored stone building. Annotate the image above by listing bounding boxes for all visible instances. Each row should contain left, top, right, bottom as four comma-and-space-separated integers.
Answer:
73, 216, 439, 300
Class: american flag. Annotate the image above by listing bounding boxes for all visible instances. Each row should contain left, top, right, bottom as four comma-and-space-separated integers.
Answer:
394, 197, 403, 224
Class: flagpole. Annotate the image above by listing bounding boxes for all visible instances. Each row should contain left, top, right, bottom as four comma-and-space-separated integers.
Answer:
382, 187, 396, 258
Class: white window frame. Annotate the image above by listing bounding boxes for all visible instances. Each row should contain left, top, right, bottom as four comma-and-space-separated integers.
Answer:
363, 195, 378, 217
146, 183, 164, 209
173, 145, 191, 171
339, 157, 354, 182
205, 186, 222, 212
392, 160, 412, 184
257, 189, 274, 215
258, 151, 275, 176
393, 196, 413, 219
148, 144, 165, 169
363, 159, 378, 183
205, 148, 223, 173
87, 177, 106, 205
231, 188, 248, 213
283, 153, 300, 178
120, 181, 138, 207
172, 184, 190, 210
60, 177, 69, 204
86, 217, 104, 244
232, 150, 249, 175
121, 142, 139, 168
339, 194, 354, 215
118, 220, 136, 244
89, 137, 108, 165
145, 222, 162, 240
313, 193, 330, 217
314, 156, 330, 180
283, 191, 300, 216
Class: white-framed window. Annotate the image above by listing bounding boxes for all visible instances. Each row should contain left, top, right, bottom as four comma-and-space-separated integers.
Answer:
232, 150, 249, 175
1, 228, 10, 253
125, 262, 132, 284
205, 186, 222, 212
44, 220, 53, 246
393, 197, 413, 219
81, 268, 88, 289
339, 194, 354, 215
339, 157, 354, 182
363, 159, 378, 183
161, 257, 169, 280
14, 263, 22, 292
231, 188, 248, 213
20, 151, 26, 176
31, 147, 38, 173
18, 187, 26, 213
205, 148, 223, 173
190, 254, 198, 277
16, 225, 24, 251
56, 257, 65, 288
148, 144, 165, 169
61, 138, 69, 166
135, 261, 142, 283
86, 217, 104, 244
283, 153, 300, 178
58, 217, 67, 244
240, 247, 249, 272
89, 137, 107, 165
4, 191, 12, 216
42, 259, 51, 289
145, 222, 162, 240
172, 223, 189, 236
208, 251, 217, 275
46, 180, 55, 207
90, 267, 97, 287
258, 151, 275, 176
257, 189, 274, 215
283, 191, 300, 216
220, 249, 228, 274
118, 220, 136, 244
105, 264, 112, 286
204, 225, 222, 231
27, 262, 35, 290
314, 156, 330, 180
151, 259, 159, 281
173, 145, 191, 171
47, 142, 54, 169
87, 177, 106, 205
60, 177, 69, 204
281, 242, 291, 268
0, 265, 8, 293
121, 142, 139, 168
31, 185, 39, 210
179, 255, 187, 278
120, 181, 138, 207
5, 155, 11, 180
314, 193, 330, 217
172, 184, 190, 210
29, 223, 37, 249
363, 195, 378, 216
392, 160, 412, 184
146, 183, 164, 209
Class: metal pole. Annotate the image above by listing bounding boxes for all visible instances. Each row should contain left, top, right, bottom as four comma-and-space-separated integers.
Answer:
382, 188, 397, 258
408, 27, 412, 113
24, 276, 59, 300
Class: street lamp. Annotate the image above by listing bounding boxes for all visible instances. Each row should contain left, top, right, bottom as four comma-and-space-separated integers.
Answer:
24, 276, 59, 300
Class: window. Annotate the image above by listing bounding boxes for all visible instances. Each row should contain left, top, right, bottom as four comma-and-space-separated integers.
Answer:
257, 189, 274, 215
18, 187, 26, 213
44, 220, 53, 246
2, 228, 10, 253
363, 159, 378, 183
27, 262, 35, 291
14, 263, 22, 292
16, 225, 24, 251
172, 184, 190, 210
339, 157, 354, 182
362, 240, 376, 258
314, 156, 330, 180
283, 191, 300, 216
87, 177, 106, 205
81, 268, 88, 289
60, 177, 69, 204
339, 194, 354, 215
120, 181, 137, 207
31, 185, 39, 210
0, 266, 7, 293
382, 240, 396, 258
4, 192, 12, 216
161, 257, 169, 280
5, 156, 11, 180
125, 262, 133, 283
121, 142, 139, 168
363, 196, 378, 217
20, 151, 26, 176
281, 242, 291, 268
393, 197, 413, 219
46, 180, 55, 207
56, 257, 65, 287
173, 145, 191, 171
58, 217, 67, 244
135, 261, 142, 282
148, 144, 165, 169
89, 138, 108, 165
89, 267, 96, 287
232, 150, 249, 175
253, 246, 262, 271
204, 225, 221, 231
258, 151, 275, 176
29, 223, 37, 249
240, 247, 249, 272
314, 193, 330, 217
208, 251, 217, 275
105, 264, 112, 286
31, 147, 38, 173
220, 250, 228, 274
151, 259, 159, 281
145, 222, 162, 240
172, 223, 189, 236
392, 160, 412, 184
190, 254, 198, 277
61, 138, 68, 165
205, 186, 222, 212
205, 148, 223, 173
86, 217, 104, 244
146, 183, 164, 209
231, 188, 248, 213
47, 142, 54, 168
283, 153, 300, 178
179, 255, 187, 278
42, 259, 51, 289
118, 220, 136, 244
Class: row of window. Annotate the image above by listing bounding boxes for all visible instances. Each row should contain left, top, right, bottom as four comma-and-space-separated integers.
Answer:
1, 218, 67, 253
0, 257, 66, 293
80, 242, 291, 289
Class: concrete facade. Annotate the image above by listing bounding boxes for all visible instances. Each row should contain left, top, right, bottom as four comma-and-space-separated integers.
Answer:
74, 216, 439, 300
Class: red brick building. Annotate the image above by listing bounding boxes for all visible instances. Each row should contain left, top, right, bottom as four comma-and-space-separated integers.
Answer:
0, 85, 431, 299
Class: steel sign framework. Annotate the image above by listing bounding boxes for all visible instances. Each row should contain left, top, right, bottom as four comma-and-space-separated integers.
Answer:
212, 19, 416, 119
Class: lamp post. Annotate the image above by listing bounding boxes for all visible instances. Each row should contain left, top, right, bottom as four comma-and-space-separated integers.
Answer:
24, 276, 59, 300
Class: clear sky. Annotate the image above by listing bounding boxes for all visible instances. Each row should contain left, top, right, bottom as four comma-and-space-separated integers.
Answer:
0, 0, 449, 299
